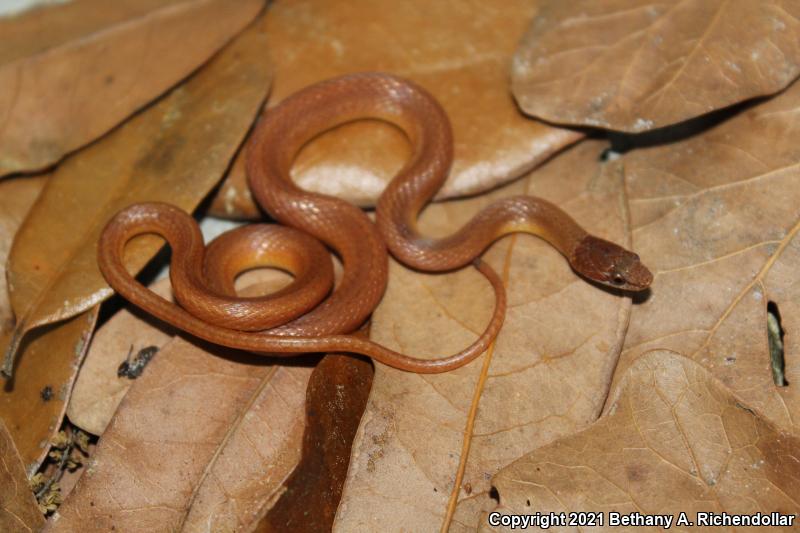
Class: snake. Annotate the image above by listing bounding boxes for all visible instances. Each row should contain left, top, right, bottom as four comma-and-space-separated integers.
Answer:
98, 73, 652, 374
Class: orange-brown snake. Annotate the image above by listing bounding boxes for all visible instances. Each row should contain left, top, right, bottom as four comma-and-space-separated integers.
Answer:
98, 73, 652, 374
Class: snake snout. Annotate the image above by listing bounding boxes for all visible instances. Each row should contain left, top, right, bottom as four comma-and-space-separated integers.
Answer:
572, 236, 653, 292
612, 256, 653, 291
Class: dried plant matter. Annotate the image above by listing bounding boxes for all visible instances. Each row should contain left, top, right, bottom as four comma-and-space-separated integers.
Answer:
50, 341, 311, 532
0, 419, 44, 531
1, 13, 272, 376
512, 0, 800, 131
0, 0, 263, 176
484, 351, 800, 530
49, 273, 312, 531
207, 0, 581, 218
67, 279, 175, 436
618, 75, 800, 436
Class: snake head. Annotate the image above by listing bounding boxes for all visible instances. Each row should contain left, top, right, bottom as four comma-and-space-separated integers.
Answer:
571, 235, 653, 291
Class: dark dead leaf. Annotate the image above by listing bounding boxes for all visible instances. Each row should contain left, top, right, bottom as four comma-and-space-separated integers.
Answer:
257, 352, 374, 532
0, 309, 97, 474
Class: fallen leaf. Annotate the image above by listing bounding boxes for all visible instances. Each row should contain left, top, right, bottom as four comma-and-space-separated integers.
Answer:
3, 13, 272, 373
335, 141, 636, 531
615, 75, 800, 436
483, 351, 800, 532
0, 174, 99, 472
67, 279, 175, 436
49, 272, 311, 531
0, 0, 264, 176
207, 0, 582, 219
258, 352, 374, 532
512, 0, 800, 132
0, 418, 44, 532
0, 309, 97, 471
48, 336, 313, 532
0, 175, 47, 336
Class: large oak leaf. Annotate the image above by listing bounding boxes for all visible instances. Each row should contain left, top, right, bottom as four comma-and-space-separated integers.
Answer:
483, 351, 800, 532
616, 76, 800, 436
512, 0, 800, 132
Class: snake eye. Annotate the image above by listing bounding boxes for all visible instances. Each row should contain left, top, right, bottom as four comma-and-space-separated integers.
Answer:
611, 275, 625, 286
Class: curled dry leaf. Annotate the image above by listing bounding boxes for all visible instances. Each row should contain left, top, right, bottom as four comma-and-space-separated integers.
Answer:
0, 0, 264, 176
482, 351, 800, 531
208, 0, 582, 219
335, 141, 636, 531
3, 13, 272, 372
512, 0, 800, 132
616, 76, 800, 436
0, 419, 44, 532
49, 272, 312, 532
67, 279, 175, 436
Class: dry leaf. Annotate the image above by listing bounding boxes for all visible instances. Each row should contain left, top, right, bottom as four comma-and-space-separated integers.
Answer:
0, 309, 97, 471
208, 0, 582, 219
335, 141, 636, 530
0, 175, 100, 473
67, 279, 175, 436
258, 352, 374, 532
0, 418, 45, 532
49, 272, 310, 531
615, 75, 800, 436
0, 175, 47, 335
47, 336, 312, 532
483, 351, 800, 532
0, 0, 264, 176
3, 13, 272, 373
512, 0, 800, 132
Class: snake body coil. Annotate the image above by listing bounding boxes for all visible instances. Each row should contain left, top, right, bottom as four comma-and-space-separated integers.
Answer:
98, 73, 652, 374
